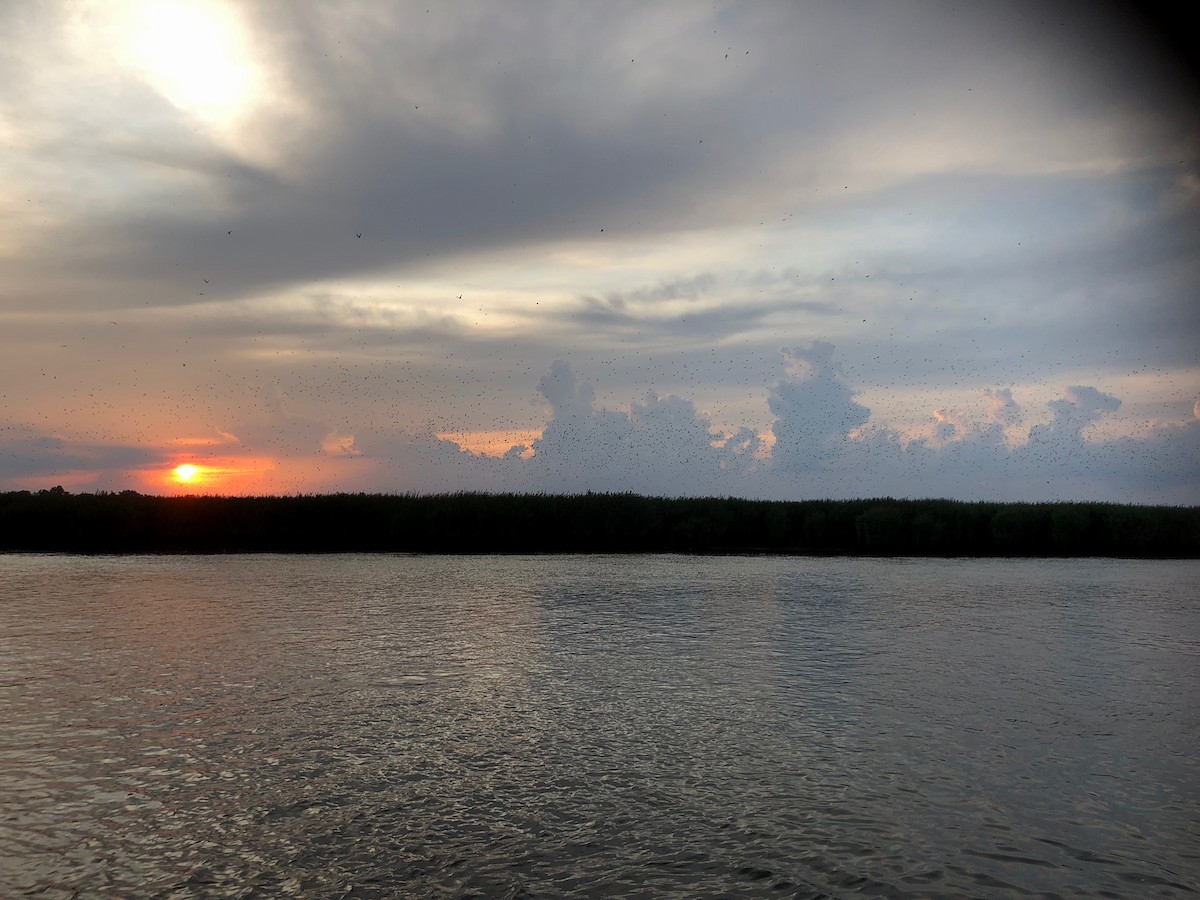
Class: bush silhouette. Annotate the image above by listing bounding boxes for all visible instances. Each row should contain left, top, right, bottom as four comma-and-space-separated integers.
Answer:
0, 490, 1195, 557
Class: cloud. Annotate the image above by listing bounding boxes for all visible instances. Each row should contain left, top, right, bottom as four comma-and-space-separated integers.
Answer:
338, 424, 513, 494
983, 387, 1022, 427
8, 1, 1192, 311
0, 2, 1196, 504
0, 426, 159, 487
230, 416, 330, 459
525, 361, 752, 496
768, 342, 870, 472
457, 362, 1197, 502
1033, 385, 1123, 446
3, 349, 1198, 504
932, 407, 971, 444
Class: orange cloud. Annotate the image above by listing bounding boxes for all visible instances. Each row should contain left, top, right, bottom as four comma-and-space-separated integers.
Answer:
437, 429, 541, 458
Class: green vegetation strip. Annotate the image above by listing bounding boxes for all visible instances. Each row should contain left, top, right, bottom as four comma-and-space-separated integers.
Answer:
2, 490, 1197, 556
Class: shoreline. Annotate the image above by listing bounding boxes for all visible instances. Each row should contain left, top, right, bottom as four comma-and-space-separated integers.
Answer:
3, 490, 1197, 558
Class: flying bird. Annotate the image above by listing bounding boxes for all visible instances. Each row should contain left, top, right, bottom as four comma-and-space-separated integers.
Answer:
356, 233, 362, 238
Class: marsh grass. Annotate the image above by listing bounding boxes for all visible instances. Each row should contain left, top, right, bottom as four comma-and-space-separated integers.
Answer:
2, 490, 1197, 556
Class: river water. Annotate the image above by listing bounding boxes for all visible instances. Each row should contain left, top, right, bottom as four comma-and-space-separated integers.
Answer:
1, 554, 1197, 898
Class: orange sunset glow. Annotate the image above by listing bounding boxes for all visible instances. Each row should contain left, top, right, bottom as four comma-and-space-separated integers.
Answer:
145, 456, 277, 495
165, 462, 217, 492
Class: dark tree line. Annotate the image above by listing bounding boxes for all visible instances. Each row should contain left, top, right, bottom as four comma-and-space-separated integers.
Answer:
1, 489, 1197, 556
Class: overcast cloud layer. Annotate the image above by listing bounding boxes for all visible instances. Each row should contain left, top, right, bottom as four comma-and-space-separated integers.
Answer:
1, 0, 1197, 501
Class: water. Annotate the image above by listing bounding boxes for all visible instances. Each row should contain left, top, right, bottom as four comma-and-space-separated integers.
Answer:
1, 554, 1197, 898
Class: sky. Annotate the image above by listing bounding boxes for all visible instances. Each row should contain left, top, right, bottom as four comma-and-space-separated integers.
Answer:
1, 0, 1197, 502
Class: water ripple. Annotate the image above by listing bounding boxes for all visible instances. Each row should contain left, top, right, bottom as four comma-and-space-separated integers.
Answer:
1, 554, 1197, 898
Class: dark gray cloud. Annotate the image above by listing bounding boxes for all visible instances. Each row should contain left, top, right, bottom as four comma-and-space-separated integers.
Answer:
10, 1, 1193, 304
0, 428, 160, 484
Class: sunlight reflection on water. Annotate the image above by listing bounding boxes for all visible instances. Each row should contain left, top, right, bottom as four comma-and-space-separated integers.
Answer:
1, 554, 1198, 898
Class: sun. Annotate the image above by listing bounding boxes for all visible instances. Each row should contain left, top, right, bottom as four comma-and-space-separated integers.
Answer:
173, 463, 201, 483
120, 0, 263, 125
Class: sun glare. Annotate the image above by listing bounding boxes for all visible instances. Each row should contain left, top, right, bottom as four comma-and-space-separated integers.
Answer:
143, 456, 272, 495
173, 463, 200, 483
123, 0, 261, 123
